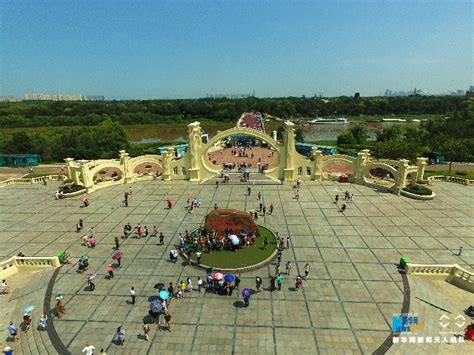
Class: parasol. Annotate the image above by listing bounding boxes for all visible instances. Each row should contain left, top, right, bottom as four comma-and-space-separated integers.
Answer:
242, 288, 251, 298
57, 251, 65, 258
87, 273, 96, 281
112, 251, 123, 260
224, 274, 235, 283
231, 237, 239, 246
213, 272, 224, 281
54, 294, 64, 300
154, 282, 165, 290
150, 300, 164, 314
22, 305, 35, 313
159, 290, 170, 300
80, 254, 89, 261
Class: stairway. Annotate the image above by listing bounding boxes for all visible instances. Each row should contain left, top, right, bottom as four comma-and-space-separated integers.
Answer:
202, 172, 281, 185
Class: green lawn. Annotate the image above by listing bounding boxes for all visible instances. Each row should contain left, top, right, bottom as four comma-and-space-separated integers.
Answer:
23, 173, 65, 178
423, 170, 474, 180
196, 226, 277, 269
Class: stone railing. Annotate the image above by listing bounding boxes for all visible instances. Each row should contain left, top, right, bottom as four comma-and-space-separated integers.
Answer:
0, 174, 67, 189
0, 256, 61, 279
406, 263, 473, 292
427, 175, 474, 186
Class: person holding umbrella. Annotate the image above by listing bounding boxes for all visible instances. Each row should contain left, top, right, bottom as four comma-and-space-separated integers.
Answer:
87, 274, 96, 291
242, 288, 251, 307
113, 251, 123, 267
116, 326, 125, 346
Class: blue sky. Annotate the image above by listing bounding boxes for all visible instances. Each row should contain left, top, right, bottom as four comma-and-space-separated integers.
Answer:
0, 0, 472, 99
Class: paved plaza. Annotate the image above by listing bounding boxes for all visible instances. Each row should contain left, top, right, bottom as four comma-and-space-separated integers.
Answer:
0, 180, 473, 354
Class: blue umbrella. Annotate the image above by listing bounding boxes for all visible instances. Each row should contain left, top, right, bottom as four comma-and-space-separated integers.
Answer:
242, 288, 251, 298
224, 274, 235, 283
150, 300, 164, 314
23, 305, 35, 313
159, 290, 169, 300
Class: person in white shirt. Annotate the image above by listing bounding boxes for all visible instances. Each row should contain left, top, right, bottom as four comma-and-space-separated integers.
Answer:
82, 342, 95, 355
130, 287, 136, 305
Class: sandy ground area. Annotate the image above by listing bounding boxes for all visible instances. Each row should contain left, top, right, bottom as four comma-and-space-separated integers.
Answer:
208, 147, 278, 168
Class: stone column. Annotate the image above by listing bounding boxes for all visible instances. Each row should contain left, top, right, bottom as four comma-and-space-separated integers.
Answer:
272, 130, 277, 142
354, 149, 370, 184
282, 121, 296, 182
79, 160, 93, 190
119, 150, 131, 183
187, 121, 202, 181
393, 159, 410, 194
161, 148, 174, 181
416, 157, 428, 181
64, 158, 74, 179
311, 148, 322, 181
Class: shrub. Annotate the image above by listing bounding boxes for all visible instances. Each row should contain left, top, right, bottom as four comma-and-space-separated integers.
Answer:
455, 171, 467, 176
403, 185, 433, 196
59, 184, 85, 194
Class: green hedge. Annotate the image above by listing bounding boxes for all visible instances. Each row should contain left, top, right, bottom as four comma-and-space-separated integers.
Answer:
403, 185, 433, 196
59, 184, 85, 194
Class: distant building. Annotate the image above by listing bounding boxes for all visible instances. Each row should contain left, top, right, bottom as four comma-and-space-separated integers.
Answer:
24, 94, 104, 101
0, 96, 21, 102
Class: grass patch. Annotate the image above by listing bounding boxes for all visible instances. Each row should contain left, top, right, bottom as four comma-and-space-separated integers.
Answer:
423, 170, 474, 180
196, 226, 277, 269
23, 173, 64, 178
59, 184, 85, 194
403, 185, 433, 196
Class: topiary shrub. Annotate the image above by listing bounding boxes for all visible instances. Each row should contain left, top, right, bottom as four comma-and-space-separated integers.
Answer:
403, 185, 433, 196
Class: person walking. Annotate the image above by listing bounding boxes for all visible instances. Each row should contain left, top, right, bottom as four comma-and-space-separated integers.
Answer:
82, 342, 95, 355
114, 236, 120, 250
262, 205, 266, 215
286, 261, 292, 276
55, 299, 66, 318
159, 233, 165, 245
179, 280, 186, 297
8, 321, 18, 342
304, 263, 310, 279
167, 199, 173, 209
243, 294, 250, 307
215, 180, 219, 189
87, 277, 95, 291
130, 287, 136, 305
196, 251, 202, 264
144, 226, 149, 238
286, 236, 291, 249
259, 202, 263, 212
270, 276, 276, 291
116, 326, 125, 346
295, 276, 303, 291
136, 223, 142, 239
269, 203, 274, 214
459, 246, 464, 256
247, 186, 251, 196
164, 312, 171, 331
263, 236, 269, 249
277, 273, 283, 291
143, 323, 151, 341
335, 194, 339, 204
107, 264, 114, 279
257, 191, 262, 200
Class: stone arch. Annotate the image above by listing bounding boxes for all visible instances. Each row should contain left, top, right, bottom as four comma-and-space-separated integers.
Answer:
90, 164, 124, 184
200, 127, 281, 175
89, 161, 124, 180
129, 155, 163, 178
321, 156, 356, 180
366, 163, 399, 180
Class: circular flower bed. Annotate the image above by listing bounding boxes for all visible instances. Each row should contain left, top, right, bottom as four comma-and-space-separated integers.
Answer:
403, 184, 433, 196
183, 225, 277, 270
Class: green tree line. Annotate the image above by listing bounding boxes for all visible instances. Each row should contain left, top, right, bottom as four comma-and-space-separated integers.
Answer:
0, 96, 469, 128
0, 119, 130, 162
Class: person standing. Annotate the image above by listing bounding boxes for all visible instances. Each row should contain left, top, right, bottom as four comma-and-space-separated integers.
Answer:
269, 203, 274, 214
116, 326, 125, 346
262, 205, 266, 215
197, 277, 203, 292
55, 299, 66, 318
215, 180, 219, 189
259, 203, 263, 212
87, 277, 95, 291
196, 250, 202, 264
459, 246, 463, 256
286, 261, 292, 276
136, 223, 142, 239
129, 186, 132, 195
144, 226, 149, 238
243, 294, 250, 307
214, 203, 218, 210
255, 277, 262, 293
335, 194, 339, 204
107, 264, 114, 279
130, 287, 136, 305
304, 263, 310, 279
124, 192, 129, 207
277, 273, 283, 291
114, 236, 120, 250
143, 323, 151, 341
270, 276, 276, 291
167, 199, 172, 209
186, 277, 193, 293
247, 186, 251, 196
159, 233, 165, 245
8, 321, 18, 342
257, 192, 262, 200
82, 342, 95, 355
